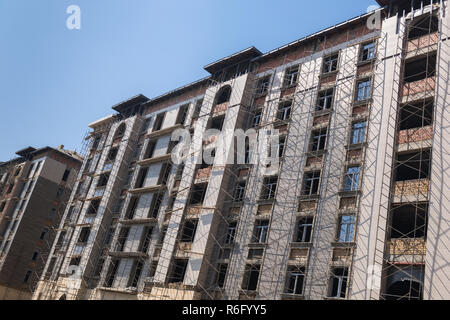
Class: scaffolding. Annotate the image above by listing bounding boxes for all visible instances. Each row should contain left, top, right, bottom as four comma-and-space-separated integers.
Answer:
30, 1, 446, 301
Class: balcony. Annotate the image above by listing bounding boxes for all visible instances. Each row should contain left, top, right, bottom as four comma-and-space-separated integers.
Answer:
406, 32, 438, 56
213, 101, 229, 115
194, 167, 212, 183
397, 126, 433, 152
401, 77, 435, 99
392, 179, 430, 203
386, 238, 426, 264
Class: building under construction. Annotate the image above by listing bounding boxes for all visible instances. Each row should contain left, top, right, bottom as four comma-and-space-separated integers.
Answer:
0, 146, 82, 299
32, 0, 450, 300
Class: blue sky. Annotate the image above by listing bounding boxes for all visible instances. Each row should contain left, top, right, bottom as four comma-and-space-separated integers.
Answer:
0, 0, 379, 161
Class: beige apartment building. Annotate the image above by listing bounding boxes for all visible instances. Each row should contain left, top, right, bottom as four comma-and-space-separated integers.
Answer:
0, 146, 81, 299
33, 0, 449, 300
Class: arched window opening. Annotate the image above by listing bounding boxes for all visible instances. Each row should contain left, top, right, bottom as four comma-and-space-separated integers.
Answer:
113, 123, 126, 141
215, 86, 232, 106
408, 15, 439, 39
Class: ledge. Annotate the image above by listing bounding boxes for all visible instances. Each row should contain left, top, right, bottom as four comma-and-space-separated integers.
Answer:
119, 217, 157, 225
108, 251, 148, 259
137, 154, 171, 166
145, 124, 183, 139
128, 184, 166, 194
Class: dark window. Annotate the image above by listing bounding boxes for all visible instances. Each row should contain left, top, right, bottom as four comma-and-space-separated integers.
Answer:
225, 222, 237, 245
256, 76, 271, 95
78, 227, 90, 244
390, 204, 428, 239
283, 65, 299, 87
23, 271, 32, 283
87, 199, 101, 215
69, 257, 81, 268
252, 220, 269, 243
128, 260, 144, 288
216, 86, 232, 105
139, 227, 153, 253
338, 216, 356, 242
234, 182, 246, 202
116, 227, 130, 251
7, 183, 14, 194
285, 266, 305, 295
114, 123, 126, 140
141, 118, 152, 133
261, 176, 278, 200
216, 263, 228, 288
126, 197, 139, 220
316, 89, 334, 111
149, 192, 164, 218
31, 251, 39, 261
309, 128, 328, 152
351, 122, 366, 144
295, 217, 313, 243
39, 228, 48, 240
210, 116, 225, 131
107, 148, 118, 162
62, 169, 70, 182
408, 15, 439, 39
404, 55, 436, 83
144, 140, 157, 159
399, 100, 433, 130
323, 54, 339, 74
159, 163, 172, 185
98, 173, 110, 188
180, 219, 198, 243
302, 171, 321, 196
0, 201, 6, 212
189, 184, 208, 205
153, 113, 165, 131
168, 259, 188, 283
329, 268, 348, 298
176, 104, 189, 125
277, 136, 286, 158
360, 41, 376, 62
105, 260, 119, 287
395, 150, 430, 181
277, 100, 292, 121
242, 264, 260, 291
136, 167, 148, 189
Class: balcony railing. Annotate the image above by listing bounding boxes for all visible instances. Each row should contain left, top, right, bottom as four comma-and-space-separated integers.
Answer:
406, 32, 438, 53
397, 126, 433, 145
401, 77, 435, 97
393, 179, 430, 203
387, 238, 426, 263
213, 101, 229, 114
194, 167, 212, 182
